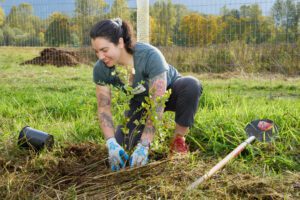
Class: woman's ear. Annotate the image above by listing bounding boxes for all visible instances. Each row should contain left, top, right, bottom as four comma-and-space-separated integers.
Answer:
118, 37, 125, 48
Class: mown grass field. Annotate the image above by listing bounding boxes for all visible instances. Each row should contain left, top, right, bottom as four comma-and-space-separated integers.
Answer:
0, 47, 299, 199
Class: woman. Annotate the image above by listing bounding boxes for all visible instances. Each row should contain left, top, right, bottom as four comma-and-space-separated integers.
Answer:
90, 18, 202, 171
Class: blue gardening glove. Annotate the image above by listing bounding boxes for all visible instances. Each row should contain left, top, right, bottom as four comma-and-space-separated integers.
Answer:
106, 137, 129, 171
130, 143, 149, 168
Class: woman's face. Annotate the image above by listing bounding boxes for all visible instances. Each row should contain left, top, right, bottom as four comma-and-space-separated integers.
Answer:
91, 37, 123, 67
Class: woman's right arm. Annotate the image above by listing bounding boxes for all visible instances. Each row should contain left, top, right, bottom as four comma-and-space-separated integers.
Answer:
96, 85, 115, 139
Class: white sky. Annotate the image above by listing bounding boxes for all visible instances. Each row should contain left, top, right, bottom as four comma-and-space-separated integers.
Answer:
0, 0, 280, 18
168, 0, 277, 15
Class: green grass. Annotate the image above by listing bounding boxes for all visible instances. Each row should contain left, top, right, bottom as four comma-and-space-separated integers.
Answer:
0, 47, 299, 199
189, 74, 300, 172
1, 47, 299, 168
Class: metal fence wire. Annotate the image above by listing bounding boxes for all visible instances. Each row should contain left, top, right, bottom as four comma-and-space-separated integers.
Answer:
0, 0, 299, 74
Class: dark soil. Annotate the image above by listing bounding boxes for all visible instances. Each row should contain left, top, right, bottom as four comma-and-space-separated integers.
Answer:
21, 48, 82, 67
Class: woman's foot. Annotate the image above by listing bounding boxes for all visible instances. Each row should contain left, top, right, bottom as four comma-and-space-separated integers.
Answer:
170, 135, 189, 154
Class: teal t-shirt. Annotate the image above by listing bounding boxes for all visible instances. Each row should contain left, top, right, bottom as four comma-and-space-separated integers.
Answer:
93, 42, 181, 101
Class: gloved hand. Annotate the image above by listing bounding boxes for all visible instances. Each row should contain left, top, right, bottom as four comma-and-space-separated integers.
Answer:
130, 143, 149, 168
106, 137, 129, 171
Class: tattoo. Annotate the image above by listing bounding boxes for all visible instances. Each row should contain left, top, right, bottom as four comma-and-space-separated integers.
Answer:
99, 112, 114, 128
140, 72, 167, 140
144, 125, 156, 134
99, 95, 111, 107
149, 72, 167, 116
152, 79, 166, 96
156, 106, 164, 113
149, 72, 167, 97
143, 119, 156, 135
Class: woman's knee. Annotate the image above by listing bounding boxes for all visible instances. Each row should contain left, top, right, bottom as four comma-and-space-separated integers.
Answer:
183, 76, 203, 96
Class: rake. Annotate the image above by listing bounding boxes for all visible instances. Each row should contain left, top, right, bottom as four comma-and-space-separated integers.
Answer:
187, 119, 278, 191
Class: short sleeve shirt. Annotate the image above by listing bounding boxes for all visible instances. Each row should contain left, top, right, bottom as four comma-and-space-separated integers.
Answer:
93, 42, 181, 102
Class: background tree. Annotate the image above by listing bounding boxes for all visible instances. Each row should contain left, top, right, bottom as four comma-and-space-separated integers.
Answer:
149, 16, 156, 44
219, 15, 240, 43
75, 0, 108, 45
219, 4, 267, 43
272, 0, 299, 42
6, 3, 35, 33
258, 16, 276, 43
241, 4, 263, 43
45, 13, 72, 46
0, 28, 4, 45
150, 0, 176, 46
4, 2, 43, 46
110, 0, 130, 21
38, 32, 45, 45
0, 6, 4, 26
219, 6, 240, 42
6, 6, 19, 28
180, 13, 218, 46
172, 4, 189, 45
2, 25, 15, 45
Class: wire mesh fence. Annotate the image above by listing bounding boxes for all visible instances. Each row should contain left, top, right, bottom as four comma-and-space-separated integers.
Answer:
0, 0, 299, 74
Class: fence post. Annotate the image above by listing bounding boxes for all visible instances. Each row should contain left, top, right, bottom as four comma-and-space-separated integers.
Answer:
136, 0, 149, 43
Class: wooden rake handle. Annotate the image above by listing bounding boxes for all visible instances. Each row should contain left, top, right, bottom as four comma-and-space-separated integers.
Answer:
186, 136, 256, 191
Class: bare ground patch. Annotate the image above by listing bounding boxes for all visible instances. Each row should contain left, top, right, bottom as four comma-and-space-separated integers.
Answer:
0, 142, 299, 199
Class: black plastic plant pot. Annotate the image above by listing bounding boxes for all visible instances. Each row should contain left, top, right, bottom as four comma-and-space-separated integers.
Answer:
18, 126, 54, 152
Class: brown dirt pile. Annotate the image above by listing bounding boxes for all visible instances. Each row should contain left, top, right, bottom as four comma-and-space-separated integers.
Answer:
21, 48, 82, 67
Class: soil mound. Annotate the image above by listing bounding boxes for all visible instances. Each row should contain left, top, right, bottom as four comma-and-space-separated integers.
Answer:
21, 48, 81, 67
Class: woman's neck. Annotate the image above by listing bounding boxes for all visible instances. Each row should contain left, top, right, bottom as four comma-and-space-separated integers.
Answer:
118, 49, 134, 68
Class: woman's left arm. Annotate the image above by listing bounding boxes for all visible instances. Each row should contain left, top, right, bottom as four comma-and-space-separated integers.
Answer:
129, 71, 167, 168
140, 71, 167, 146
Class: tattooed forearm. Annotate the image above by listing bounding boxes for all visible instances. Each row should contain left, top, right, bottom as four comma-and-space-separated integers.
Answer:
140, 72, 167, 143
156, 106, 164, 113
141, 119, 156, 143
149, 72, 167, 118
95, 86, 115, 139
149, 72, 167, 97
99, 112, 114, 128
144, 124, 156, 134
99, 95, 111, 107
